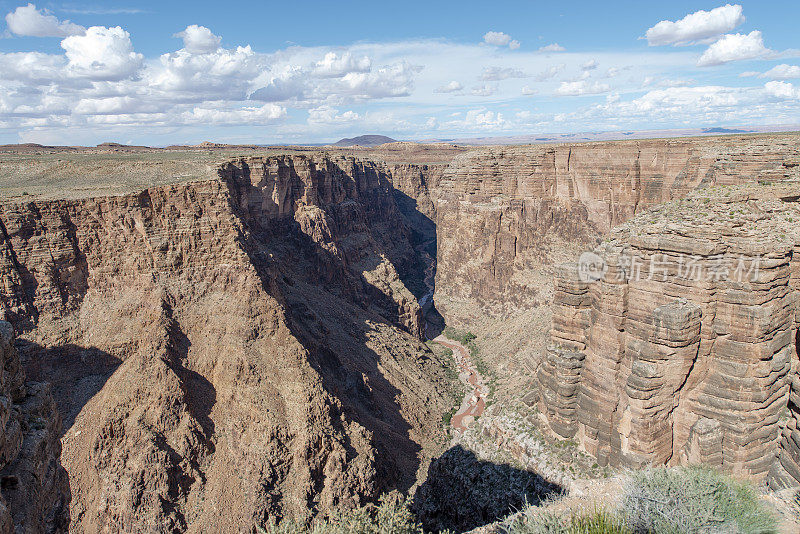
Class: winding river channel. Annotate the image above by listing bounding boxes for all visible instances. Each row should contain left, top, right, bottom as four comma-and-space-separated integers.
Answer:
432, 335, 489, 432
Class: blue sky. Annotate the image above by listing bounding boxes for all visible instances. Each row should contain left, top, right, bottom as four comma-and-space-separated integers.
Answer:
0, 1, 798, 145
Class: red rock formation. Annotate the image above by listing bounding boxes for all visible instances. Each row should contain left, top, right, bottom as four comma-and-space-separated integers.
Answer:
539, 183, 800, 483
432, 135, 799, 309
0, 321, 69, 533
0, 155, 454, 531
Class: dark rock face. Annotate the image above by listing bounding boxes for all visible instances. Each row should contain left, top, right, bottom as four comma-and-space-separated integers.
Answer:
538, 184, 800, 484
0, 321, 69, 533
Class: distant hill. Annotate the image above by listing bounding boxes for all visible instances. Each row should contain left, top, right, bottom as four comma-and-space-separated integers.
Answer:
332, 135, 397, 147
701, 127, 751, 134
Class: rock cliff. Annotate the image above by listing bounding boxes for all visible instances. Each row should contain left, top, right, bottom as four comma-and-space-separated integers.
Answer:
0, 321, 69, 533
539, 183, 800, 484
0, 155, 454, 531
431, 136, 799, 310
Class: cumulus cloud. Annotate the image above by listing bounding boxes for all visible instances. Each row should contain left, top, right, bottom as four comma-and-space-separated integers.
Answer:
521, 85, 537, 95
182, 103, 286, 125
463, 108, 508, 129
764, 80, 800, 100
483, 31, 519, 49
471, 84, 497, 97
535, 64, 566, 81
153, 44, 260, 99
334, 61, 421, 100
760, 64, 800, 80
581, 59, 599, 71
435, 80, 463, 93
249, 65, 306, 102
5, 3, 85, 37
61, 26, 143, 80
555, 80, 611, 96
614, 86, 741, 114
313, 51, 371, 78
646, 4, 745, 46
175, 25, 221, 54
307, 105, 359, 124
480, 66, 526, 81
697, 31, 771, 66
539, 43, 565, 52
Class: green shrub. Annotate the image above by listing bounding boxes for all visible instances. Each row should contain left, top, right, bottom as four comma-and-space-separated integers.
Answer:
262, 493, 424, 534
621, 466, 777, 534
501, 509, 628, 534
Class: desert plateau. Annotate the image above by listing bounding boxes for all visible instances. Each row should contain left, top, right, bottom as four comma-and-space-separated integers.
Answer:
1, 1, 800, 533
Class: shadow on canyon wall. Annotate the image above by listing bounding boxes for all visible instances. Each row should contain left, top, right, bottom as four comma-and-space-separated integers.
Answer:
258, 227, 424, 495
17, 340, 122, 433
413, 445, 563, 533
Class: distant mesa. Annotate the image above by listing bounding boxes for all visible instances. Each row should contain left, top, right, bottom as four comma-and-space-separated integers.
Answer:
702, 127, 751, 134
332, 135, 397, 147
96, 142, 150, 150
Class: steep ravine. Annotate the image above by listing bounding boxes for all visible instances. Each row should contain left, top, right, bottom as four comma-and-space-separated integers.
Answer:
0, 135, 798, 531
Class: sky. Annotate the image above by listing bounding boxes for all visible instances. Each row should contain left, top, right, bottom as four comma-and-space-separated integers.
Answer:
0, 1, 798, 145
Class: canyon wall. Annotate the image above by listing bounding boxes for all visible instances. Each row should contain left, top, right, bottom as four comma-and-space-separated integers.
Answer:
538, 183, 800, 483
0, 155, 454, 531
432, 136, 799, 310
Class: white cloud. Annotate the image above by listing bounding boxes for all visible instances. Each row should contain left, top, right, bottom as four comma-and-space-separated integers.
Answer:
521, 85, 537, 95
615, 86, 741, 114
62, 26, 143, 80
471, 84, 497, 97
764, 81, 800, 100
249, 65, 305, 102
480, 66, 526, 81
581, 59, 599, 70
175, 25, 221, 55
182, 103, 286, 125
539, 43, 565, 52
646, 4, 745, 46
307, 105, 359, 124
0, 51, 66, 82
483, 31, 519, 49
463, 108, 508, 130
697, 31, 771, 67
760, 64, 800, 80
153, 45, 260, 99
535, 64, 565, 81
5, 3, 85, 37
313, 51, 371, 78
334, 61, 421, 99
738, 70, 760, 77
555, 80, 611, 96
435, 80, 463, 93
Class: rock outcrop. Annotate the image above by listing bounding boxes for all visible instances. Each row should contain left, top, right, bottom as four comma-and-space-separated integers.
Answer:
539, 183, 800, 484
432, 136, 800, 310
0, 155, 455, 531
0, 321, 69, 533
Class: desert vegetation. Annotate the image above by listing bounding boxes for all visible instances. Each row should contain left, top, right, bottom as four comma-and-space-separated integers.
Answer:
501, 466, 777, 534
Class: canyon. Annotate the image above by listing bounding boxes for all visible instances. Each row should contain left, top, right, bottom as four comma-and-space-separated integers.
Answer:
0, 133, 798, 531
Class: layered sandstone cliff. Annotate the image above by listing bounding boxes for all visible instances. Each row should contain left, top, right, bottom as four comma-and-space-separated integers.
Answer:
539, 183, 800, 484
432, 135, 800, 310
0, 155, 454, 531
